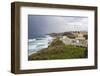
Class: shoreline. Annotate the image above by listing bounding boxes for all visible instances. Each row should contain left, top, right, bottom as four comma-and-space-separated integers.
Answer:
28, 37, 87, 60
28, 35, 54, 55
28, 31, 88, 60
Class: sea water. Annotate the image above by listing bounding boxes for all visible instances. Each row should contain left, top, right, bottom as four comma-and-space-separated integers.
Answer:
28, 35, 53, 56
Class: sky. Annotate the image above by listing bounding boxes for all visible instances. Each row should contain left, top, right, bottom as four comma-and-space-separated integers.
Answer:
28, 15, 88, 38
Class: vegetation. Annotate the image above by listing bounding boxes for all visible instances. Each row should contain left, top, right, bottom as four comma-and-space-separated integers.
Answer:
28, 38, 87, 60
62, 32, 76, 39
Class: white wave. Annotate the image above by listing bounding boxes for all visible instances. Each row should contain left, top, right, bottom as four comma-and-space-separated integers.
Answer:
28, 35, 53, 55
28, 39, 36, 42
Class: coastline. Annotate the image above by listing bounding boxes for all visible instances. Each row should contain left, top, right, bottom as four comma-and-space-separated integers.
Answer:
28, 31, 88, 60
28, 35, 54, 56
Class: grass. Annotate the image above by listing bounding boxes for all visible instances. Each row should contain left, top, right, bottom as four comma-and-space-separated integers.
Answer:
28, 38, 87, 60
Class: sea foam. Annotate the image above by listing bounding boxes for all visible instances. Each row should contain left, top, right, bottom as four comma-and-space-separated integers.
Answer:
28, 35, 53, 56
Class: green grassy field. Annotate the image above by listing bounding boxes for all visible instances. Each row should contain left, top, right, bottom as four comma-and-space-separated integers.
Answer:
28, 38, 87, 60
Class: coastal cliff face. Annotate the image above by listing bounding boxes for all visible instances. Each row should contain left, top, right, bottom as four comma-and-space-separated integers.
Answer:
28, 31, 88, 60
49, 31, 88, 47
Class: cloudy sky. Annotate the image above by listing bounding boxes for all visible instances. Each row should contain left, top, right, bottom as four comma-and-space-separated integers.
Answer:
28, 15, 88, 38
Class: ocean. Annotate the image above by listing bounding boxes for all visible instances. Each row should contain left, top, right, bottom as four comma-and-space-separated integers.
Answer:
28, 35, 53, 56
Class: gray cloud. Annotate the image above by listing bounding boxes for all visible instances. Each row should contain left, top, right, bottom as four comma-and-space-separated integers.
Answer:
28, 15, 88, 38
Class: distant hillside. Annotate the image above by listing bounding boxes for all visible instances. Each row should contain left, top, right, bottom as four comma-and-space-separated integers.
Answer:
48, 31, 87, 39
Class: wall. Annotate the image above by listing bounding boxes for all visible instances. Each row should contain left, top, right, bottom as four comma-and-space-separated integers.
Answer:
0, 0, 100, 76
